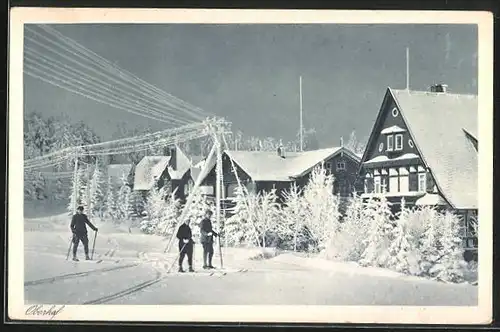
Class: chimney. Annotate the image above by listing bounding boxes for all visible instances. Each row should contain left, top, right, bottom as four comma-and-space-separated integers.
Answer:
430, 83, 447, 93
167, 146, 177, 170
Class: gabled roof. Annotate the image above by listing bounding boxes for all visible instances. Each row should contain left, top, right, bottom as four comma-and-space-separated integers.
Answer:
107, 164, 132, 186
390, 88, 477, 209
168, 145, 191, 180
224, 147, 360, 182
133, 156, 171, 191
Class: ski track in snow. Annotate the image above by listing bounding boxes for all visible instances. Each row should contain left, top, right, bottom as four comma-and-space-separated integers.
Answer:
23, 213, 478, 306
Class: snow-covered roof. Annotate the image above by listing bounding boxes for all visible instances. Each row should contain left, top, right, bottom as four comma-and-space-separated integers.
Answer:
133, 156, 171, 191
391, 88, 478, 209
224, 147, 358, 182
107, 164, 132, 186
380, 125, 407, 135
168, 146, 191, 180
415, 193, 449, 206
364, 153, 419, 164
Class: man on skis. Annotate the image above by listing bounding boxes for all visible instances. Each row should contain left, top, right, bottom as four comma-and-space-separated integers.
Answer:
200, 209, 218, 269
70, 206, 98, 261
176, 219, 195, 273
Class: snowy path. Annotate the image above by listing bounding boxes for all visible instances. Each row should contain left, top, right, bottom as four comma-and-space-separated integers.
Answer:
23, 216, 478, 306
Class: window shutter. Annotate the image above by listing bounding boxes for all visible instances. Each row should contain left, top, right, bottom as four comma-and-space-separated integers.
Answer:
426, 171, 435, 193
409, 172, 418, 191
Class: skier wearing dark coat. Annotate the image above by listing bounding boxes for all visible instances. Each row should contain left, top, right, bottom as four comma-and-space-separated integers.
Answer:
176, 220, 194, 272
70, 206, 98, 261
200, 209, 218, 269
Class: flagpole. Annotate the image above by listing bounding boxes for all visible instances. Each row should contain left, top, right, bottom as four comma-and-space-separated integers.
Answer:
406, 47, 410, 91
299, 76, 303, 152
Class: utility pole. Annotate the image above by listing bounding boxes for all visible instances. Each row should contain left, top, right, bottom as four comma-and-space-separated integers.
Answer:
299, 75, 304, 152
72, 155, 79, 214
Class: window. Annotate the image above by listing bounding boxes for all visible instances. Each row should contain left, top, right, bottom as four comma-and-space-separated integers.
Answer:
418, 173, 427, 192
381, 177, 388, 193
336, 161, 346, 171
399, 175, 409, 192
389, 176, 399, 193
387, 135, 394, 151
408, 139, 414, 148
226, 183, 238, 197
392, 107, 399, 117
378, 143, 384, 152
325, 162, 332, 171
374, 176, 381, 193
395, 134, 403, 150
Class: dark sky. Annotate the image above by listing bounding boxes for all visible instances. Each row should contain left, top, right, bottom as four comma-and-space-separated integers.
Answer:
23, 24, 478, 147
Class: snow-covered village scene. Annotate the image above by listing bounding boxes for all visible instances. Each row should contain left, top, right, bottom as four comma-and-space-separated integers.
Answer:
19, 20, 481, 310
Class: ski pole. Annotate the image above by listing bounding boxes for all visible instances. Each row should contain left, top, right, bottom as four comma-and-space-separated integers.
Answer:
66, 235, 73, 260
167, 242, 187, 273
91, 230, 98, 260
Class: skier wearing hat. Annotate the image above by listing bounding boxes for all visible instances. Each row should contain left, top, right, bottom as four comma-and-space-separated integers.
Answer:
200, 209, 218, 269
70, 206, 98, 261
176, 219, 195, 273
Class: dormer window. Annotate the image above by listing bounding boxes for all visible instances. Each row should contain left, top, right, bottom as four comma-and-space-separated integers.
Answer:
395, 134, 404, 151
336, 161, 346, 171
387, 135, 394, 151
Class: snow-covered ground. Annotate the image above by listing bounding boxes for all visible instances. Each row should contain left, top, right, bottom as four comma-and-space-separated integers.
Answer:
23, 207, 478, 306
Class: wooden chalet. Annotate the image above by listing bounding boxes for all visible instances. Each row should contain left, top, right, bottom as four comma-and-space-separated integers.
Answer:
197, 146, 362, 204
358, 84, 478, 259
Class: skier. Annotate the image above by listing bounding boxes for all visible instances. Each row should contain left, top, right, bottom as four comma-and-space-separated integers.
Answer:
200, 209, 218, 269
70, 206, 98, 261
176, 219, 195, 273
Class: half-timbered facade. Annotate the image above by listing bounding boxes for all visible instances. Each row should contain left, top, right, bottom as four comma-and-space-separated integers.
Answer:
358, 84, 478, 259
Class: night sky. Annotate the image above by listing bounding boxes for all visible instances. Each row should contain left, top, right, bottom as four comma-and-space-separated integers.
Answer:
23, 23, 478, 147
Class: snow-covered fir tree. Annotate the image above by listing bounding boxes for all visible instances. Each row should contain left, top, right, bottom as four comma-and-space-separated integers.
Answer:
325, 192, 369, 261
140, 186, 167, 234
302, 165, 341, 252
435, 211, 466, 283
359, 195, 393, 267
117, 173, 132, 221
67, 167, 83, 215
156, 190, 181, 236
254, 189, 280, 248
417, 206, 443, 276
88, 162, 104, 218
224, 185, 252, 246
279, 183, 307, 251
387, 198, 420, 274
102, 174, 118, 221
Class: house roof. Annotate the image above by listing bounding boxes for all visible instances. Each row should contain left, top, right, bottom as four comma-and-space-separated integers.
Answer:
390, 88, 478, 209
224, 147, 360, 182
168, 145, 191, 180
133, 156, 171, 190
107, 164, 132, 186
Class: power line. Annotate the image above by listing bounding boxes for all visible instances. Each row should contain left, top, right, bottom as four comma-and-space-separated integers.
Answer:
25, 26, 209, 122
24, 46, 199, 124
24, 57, 192, 125
37, 24, 210, 120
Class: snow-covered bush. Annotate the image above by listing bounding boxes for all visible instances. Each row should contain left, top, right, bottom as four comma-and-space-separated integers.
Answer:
140, 186, 167, 234
67, 167, 82, 215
